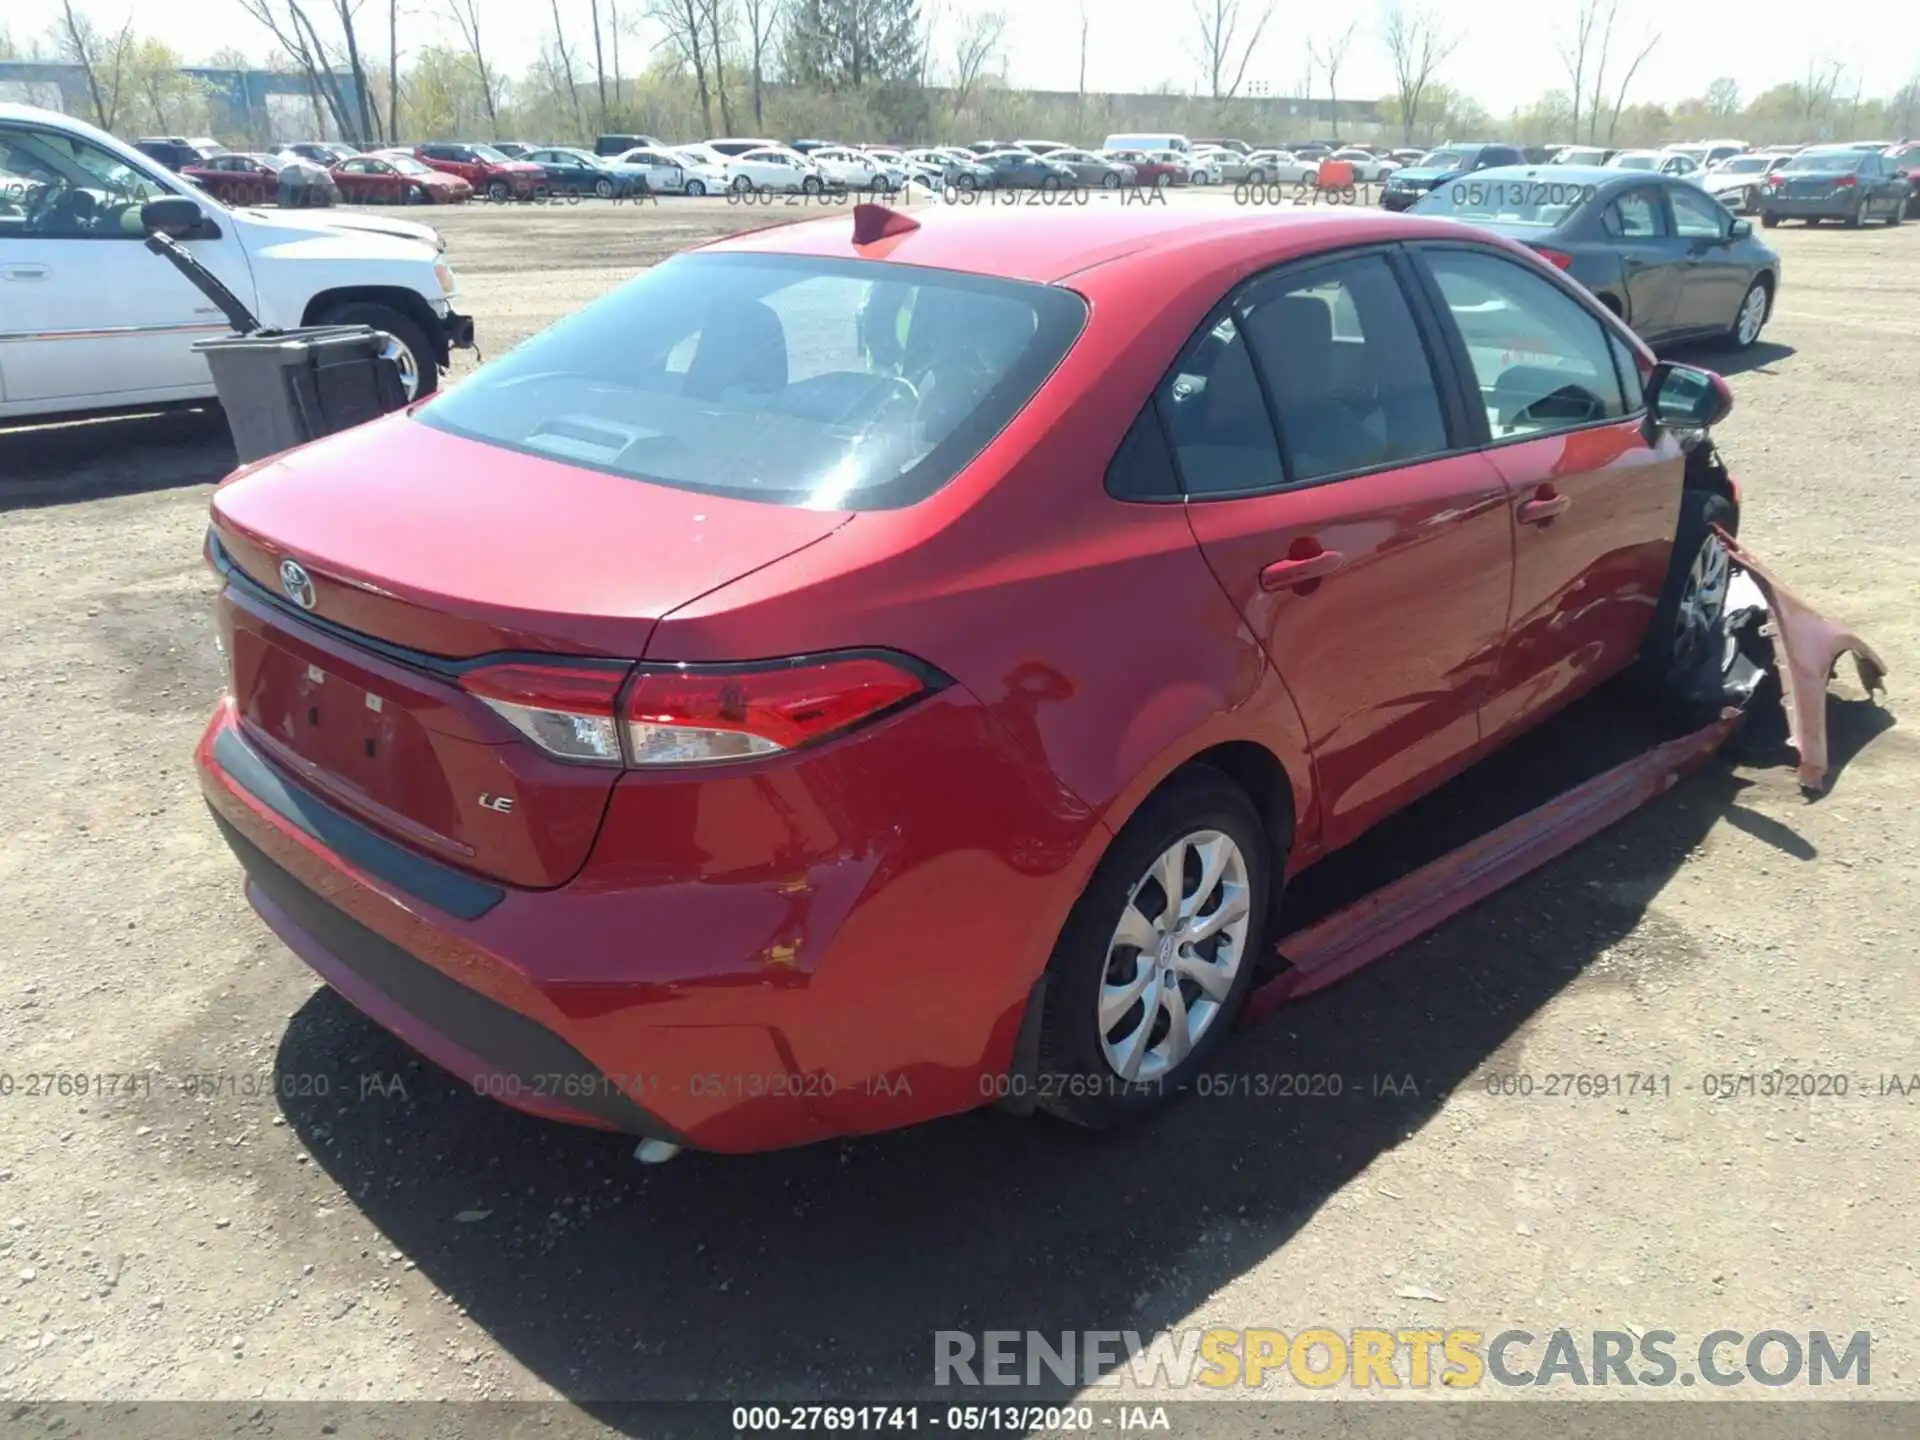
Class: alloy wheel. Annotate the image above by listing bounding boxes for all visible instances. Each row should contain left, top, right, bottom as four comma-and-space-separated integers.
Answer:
1097, 830, 1252, 1083
1673, 531, 1734, 676
1736, 283, 1768, 346
380, 332, 422, 400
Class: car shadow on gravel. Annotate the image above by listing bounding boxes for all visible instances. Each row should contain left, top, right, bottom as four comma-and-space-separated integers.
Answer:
0, 406, 234, 511
269, 681, 1877, 1421
1665, 338, 1796, 379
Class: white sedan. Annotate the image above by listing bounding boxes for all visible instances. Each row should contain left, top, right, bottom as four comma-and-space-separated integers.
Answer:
809, 146, 897, 192
726, 147, 825, 194
1328, 147, 1397, 182
1165, 149, 1223, 184
1244, 149, 1321, 184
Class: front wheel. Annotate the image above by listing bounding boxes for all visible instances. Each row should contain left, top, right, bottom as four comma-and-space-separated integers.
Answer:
1033, 768, 1271, 1129
485, 179, 510, 202
1246, 168, 1266, 186
1845, 203, 1865, 228
1634, 488, 1738, 704
685, 179, 706, 196
1102, 171, 1120, 189
594, 177, 615, 199
316, 301, 437, 402
731, 174, 753, 194
1886, 201, 1903, 227
1760, 211, 1781, 228
801, 174, 823, 195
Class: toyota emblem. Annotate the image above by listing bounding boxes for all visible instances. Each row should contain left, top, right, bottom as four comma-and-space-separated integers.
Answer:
279, 558, 317, 610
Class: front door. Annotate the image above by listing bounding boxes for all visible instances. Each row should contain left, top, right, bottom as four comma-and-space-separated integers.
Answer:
1410, 244, 1684, 741
1666, 182, 1749, 335
1173, 249, 1515, 852
0, 121, 251, 409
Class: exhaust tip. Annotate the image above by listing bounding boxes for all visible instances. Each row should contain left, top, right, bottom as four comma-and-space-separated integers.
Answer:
634, 1139, 682, 1164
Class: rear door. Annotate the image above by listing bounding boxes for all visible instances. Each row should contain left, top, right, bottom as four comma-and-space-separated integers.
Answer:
1409, 243, 1683, 742
1175, 248, 1516, 851
1599, 185, 1683, 338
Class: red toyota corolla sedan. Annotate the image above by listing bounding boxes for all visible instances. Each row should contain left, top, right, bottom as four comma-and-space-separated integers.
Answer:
196, 203, 1739, 1155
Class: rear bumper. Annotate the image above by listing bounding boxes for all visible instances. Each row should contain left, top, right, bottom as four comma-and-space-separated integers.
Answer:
195, 685, 1097, 1152
1760, 195, 1858, 217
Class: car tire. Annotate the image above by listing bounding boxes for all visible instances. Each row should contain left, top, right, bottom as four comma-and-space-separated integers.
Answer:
731, 174, 753, 193
1033, 767, 1272, 1130
594, 177, 614, 199
1247, 168, 1266, 186
1742, 185, 1759, 213
1722, 278, 1770, 351
1845, 203, 1865, 228
1102, 171, 1120, 189
1760, 211, 1780, 228
802, 175, 823, 195
316, 301, 438, 402
685, 179, 706, 196
486, 179, 509, 202
406, 185, 428, 205
1634, 488, 1738, 705
957, 173, 977, 191
1887, 202, 1903, 227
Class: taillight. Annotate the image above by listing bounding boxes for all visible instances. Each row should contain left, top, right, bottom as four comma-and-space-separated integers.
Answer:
1834, 174, 1858, 187
459, 652, 941, 767
460, 661, 631, 765
1765, 173, 1786, 187
1534, 246, 1575, 270
624, 653, 936, 766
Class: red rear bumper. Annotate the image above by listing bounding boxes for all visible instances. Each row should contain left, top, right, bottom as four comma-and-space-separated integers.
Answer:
195, 688, 1102, 1152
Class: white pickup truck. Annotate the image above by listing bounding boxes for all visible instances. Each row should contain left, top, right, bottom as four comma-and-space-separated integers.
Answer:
0, 104, 474, 422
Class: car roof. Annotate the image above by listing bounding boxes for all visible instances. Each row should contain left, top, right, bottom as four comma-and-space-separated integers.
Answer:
698, 204, 1499, 285
1472, 164, 1633, 186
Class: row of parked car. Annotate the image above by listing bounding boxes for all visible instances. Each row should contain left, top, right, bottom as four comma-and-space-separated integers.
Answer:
1380, 136, 1920, 228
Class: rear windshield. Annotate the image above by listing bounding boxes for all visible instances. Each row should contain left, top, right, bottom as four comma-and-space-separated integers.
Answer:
1414, 176, 1598, 226
418, 252, 1088, 510
1783, 151, 1858, 171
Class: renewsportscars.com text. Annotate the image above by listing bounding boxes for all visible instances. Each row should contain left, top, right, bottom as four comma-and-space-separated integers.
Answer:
934, 1327, 1871, 1389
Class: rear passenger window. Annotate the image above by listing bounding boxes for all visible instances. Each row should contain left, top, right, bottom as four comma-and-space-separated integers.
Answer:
1235, 253, 1451, 482
1603, 189, 1665, 237
1424, 249, 1629, 439
1155, 315, 1286, 496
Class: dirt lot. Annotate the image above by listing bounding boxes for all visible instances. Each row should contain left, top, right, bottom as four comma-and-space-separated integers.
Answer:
1, 193, 1917, 1421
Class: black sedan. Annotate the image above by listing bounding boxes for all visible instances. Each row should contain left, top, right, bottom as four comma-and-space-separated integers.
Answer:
976, 148, 1078, 189
1412, 166, 1782, 350
1759, 146, 1909, 227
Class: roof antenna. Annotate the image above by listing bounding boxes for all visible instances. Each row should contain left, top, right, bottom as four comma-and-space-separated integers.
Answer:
852, 202, 921, 245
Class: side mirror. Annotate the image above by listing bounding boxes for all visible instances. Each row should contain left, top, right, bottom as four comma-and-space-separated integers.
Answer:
141, 195, 213, 239
1728, 217, 1753, 238
1648, 361, 1734, 429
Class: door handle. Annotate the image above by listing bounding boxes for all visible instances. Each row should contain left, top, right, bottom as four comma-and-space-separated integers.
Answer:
1517, 491, 1571, 525
1259, 547, 1347, 590
1, 264, 48, 281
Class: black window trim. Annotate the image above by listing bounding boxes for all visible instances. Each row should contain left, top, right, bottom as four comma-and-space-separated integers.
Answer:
1106, 241, 1484, 506
1402, 238, 1647, 454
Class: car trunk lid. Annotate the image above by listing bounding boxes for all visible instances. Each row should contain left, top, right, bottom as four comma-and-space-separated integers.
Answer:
210, 412, 850, 888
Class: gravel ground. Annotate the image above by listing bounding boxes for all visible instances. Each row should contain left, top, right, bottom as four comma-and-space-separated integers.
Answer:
0, 194, 1916, 1419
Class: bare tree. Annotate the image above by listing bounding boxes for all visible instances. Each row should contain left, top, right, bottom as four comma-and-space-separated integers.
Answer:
590, 0, 609, 127
706, 0, 735, 134
740, 0, 782, 129
648, 0, 714, 134
1603, 29, 1658, 142
1381, 4, 1459, 143
1077, 0, 1089, 117
446, 0, 500, 132
549, 0, 585, 132
55, 0, 132, 131
1190, 0, 1274, 102
1801, 56, 1844, 128
386, 0, 399, 142
331, 0, 378, 143
609, 0, 622, 112
235, 0, 360, 139
1582, 0, 1620, 144
1556, 0, 1602, 143
1309, 19, 1358, 139
949, 8, 1007, 120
